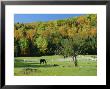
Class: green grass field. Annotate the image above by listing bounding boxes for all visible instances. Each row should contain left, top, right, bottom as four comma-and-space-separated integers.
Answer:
14, 55, 97, 76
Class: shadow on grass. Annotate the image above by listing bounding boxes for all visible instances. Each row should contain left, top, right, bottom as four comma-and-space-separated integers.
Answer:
14, 62, 59, 68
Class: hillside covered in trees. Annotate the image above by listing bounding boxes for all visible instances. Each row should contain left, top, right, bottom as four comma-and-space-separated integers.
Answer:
14, 14, 97, 57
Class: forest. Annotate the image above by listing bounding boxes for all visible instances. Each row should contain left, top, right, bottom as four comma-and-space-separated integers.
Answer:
14, 14, 97, 57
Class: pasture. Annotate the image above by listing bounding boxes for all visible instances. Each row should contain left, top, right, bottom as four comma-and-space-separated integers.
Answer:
14, 55, 97, 76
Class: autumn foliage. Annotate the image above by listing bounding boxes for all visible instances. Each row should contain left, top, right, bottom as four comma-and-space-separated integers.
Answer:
14, 14, 97, 57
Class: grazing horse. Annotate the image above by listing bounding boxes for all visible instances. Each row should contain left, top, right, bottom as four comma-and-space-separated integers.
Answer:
40, 59, 47, 64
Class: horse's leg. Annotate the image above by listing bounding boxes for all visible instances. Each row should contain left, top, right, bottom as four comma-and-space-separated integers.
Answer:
45, 60, 47, 64
40, 61, 42, 64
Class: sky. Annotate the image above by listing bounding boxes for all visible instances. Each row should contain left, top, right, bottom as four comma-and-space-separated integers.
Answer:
14, 14, 85, 23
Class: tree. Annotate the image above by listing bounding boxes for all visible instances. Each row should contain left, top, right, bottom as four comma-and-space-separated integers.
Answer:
14, 38, 20, 57
18, 38, 29, 56
60, 33, 84, 67
34, 36, 48, 55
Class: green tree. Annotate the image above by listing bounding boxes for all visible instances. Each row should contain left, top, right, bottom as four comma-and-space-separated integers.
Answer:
34, 36, 48, 54
19, 38, 29, 56
60, 34, 84, 67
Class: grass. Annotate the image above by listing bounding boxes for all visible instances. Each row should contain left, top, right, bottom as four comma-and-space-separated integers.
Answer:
14, 55, 97, 76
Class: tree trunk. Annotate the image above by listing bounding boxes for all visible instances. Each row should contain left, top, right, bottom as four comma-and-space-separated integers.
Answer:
74, 56, 78, 67
72, 55, 78, 67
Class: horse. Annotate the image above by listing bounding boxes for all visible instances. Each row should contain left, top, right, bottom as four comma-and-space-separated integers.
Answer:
40, 59, 47, 64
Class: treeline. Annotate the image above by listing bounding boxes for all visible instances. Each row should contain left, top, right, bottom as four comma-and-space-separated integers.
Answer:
14, 14, 97, 57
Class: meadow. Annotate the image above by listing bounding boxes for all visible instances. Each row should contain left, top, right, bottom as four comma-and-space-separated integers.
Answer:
14, 55, 97, 76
